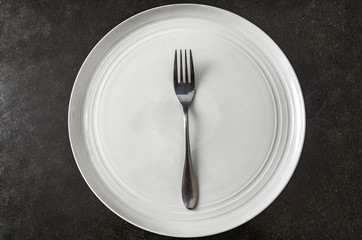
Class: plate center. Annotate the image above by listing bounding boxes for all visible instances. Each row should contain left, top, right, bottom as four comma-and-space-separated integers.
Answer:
95, 30, 276, 207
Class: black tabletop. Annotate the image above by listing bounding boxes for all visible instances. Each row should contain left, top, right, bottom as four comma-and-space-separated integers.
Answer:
1, 0, 361, 239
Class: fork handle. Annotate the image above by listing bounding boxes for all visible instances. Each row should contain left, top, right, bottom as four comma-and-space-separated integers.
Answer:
181, 107, 198, 209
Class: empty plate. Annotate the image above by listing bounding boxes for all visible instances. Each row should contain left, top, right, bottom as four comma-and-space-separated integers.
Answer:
68, 4, 305, 237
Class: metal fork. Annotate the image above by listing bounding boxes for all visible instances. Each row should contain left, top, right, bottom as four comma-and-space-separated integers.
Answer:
173, 49, 198, 209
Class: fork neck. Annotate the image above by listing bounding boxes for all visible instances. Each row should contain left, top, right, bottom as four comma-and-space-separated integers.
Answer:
182, 105, 189, 115
182, 105, 189, 124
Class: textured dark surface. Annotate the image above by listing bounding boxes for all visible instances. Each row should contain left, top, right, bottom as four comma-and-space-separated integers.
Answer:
1, 0, 361, 239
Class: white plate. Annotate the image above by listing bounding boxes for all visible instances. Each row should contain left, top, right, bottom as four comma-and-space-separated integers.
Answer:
68, 4, 305, 237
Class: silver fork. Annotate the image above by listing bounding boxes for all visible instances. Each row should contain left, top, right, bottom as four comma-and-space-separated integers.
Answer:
173, 49, 198, 209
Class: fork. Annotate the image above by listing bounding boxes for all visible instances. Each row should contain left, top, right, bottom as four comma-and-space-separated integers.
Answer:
173, 49, 198, 209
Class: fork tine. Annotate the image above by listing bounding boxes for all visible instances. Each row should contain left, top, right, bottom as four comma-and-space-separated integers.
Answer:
189, 50, 195, 87
185, 50, 189, 83
180, 50, 183, 83
174, 50, 178, 85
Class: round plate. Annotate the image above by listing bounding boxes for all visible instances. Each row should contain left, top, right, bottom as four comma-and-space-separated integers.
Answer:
68, 4, 305, 237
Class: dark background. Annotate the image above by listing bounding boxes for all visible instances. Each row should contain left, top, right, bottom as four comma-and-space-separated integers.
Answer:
1, 0, 361, 239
